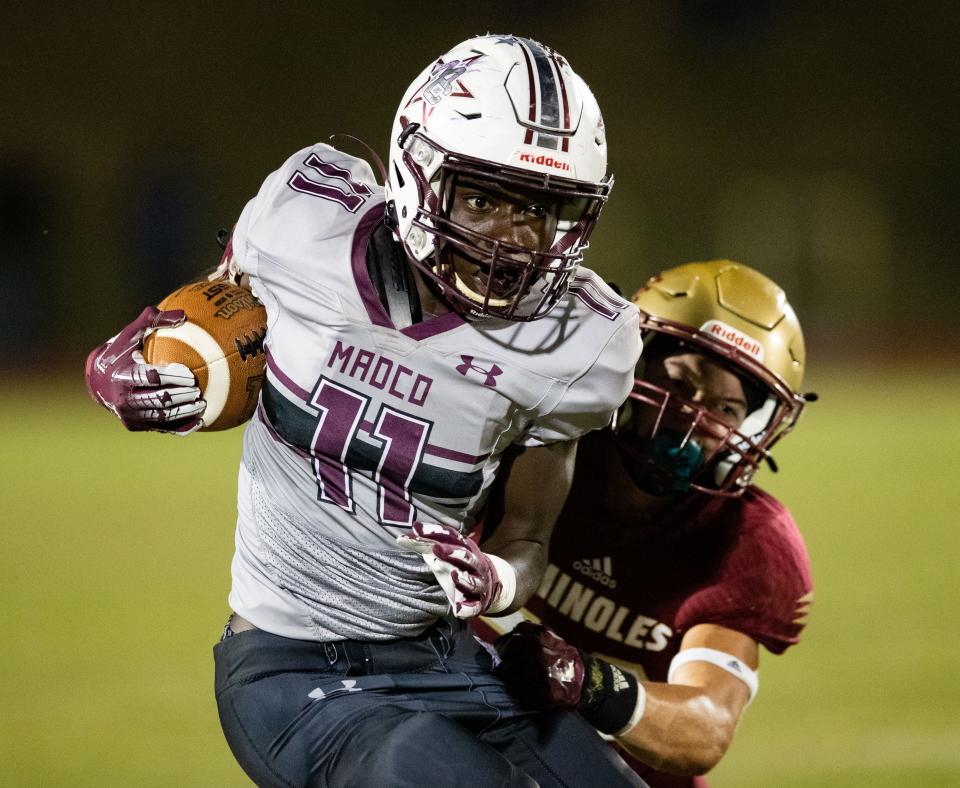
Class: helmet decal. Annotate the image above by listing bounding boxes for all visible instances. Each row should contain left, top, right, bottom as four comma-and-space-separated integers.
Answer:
699, 319, 765, 362
403, 55, 484, 128
423, 61, 472, 105
511, 36, 574, 149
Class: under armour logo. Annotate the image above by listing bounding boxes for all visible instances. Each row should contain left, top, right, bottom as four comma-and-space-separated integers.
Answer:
308, 679, 363, 700
456, 355, 503, 387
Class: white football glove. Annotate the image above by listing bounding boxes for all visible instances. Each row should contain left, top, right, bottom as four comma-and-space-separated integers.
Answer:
397, 522, 516, 619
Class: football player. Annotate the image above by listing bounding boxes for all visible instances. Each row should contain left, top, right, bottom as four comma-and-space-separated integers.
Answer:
85, 36, 646, 787
480, 261, 815, 788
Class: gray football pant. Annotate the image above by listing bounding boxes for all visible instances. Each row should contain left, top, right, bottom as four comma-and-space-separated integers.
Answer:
213, 619, 645, 787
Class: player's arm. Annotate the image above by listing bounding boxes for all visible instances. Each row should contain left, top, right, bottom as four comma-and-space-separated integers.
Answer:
84, 217, 262, 435
207, 229, 252, 289
616, 623, 757, 775
479, 439, 578, 612
397, 439, 577, 619
496, 621, 758, 776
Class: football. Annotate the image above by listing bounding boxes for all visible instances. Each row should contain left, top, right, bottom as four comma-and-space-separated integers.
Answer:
143, 279, 267, 431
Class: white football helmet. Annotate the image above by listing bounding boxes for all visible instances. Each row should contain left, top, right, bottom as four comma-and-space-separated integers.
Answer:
385, 35, 612, 320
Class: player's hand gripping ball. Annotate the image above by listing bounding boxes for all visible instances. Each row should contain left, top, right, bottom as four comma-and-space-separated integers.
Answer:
85, 306, 206, 434
142, 279, 267, 431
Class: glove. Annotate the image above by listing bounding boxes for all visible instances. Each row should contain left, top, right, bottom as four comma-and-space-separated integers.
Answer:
495, 621, 643, 734
494, 621, 586, 709
396, 521, 513, 619
84, 306, 205, 435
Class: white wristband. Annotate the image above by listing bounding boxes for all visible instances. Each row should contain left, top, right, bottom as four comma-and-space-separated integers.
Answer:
667, 647, 759, 704
485, 553, 517, 614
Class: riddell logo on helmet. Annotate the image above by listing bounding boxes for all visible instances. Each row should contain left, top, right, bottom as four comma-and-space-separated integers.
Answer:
701, 320, 765, 361
518, 152, 571, 172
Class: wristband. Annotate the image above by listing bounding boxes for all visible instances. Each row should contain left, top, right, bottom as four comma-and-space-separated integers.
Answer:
578, 654, 645, 735
485, 553, 517, 614
667, 647, 759, 704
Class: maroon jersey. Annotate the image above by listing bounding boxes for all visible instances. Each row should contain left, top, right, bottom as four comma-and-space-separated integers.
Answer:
477, 428, 813, 788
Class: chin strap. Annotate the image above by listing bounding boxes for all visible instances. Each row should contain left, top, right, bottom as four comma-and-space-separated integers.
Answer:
366, 221, 422, 329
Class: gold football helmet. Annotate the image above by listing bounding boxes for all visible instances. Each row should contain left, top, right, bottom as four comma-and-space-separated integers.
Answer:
623, 260, 811, 495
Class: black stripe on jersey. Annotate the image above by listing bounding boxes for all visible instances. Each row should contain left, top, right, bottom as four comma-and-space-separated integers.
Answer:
261, 379, 483, 502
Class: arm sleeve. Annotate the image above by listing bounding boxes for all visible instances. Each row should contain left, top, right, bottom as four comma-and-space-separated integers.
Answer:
519, 307, 642, 447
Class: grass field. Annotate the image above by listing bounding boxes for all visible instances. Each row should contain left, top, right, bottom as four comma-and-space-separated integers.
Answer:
2, 366, 959, 786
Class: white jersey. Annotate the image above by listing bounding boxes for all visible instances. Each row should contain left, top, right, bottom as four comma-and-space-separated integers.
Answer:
225, 143, 642, 641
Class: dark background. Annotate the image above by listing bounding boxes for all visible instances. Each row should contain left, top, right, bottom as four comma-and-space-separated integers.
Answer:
3, 1, 957, 369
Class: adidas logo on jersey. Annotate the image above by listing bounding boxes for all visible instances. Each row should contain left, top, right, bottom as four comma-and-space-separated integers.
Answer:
572, 556, 617, 589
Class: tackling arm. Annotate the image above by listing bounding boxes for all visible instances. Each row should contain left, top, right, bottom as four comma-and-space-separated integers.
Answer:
617, 623, 757, 775
496, 621, 757, 776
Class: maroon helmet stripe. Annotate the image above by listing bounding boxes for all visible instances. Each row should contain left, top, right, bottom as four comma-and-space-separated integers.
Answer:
552, 53, 571, 131
517, 38, 568, 152
517, 41, 539, 124
552, 52, 572, 152
521, 38, 561, 131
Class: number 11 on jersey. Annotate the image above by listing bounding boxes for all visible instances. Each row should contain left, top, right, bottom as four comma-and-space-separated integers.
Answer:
310, 378, 431, 527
